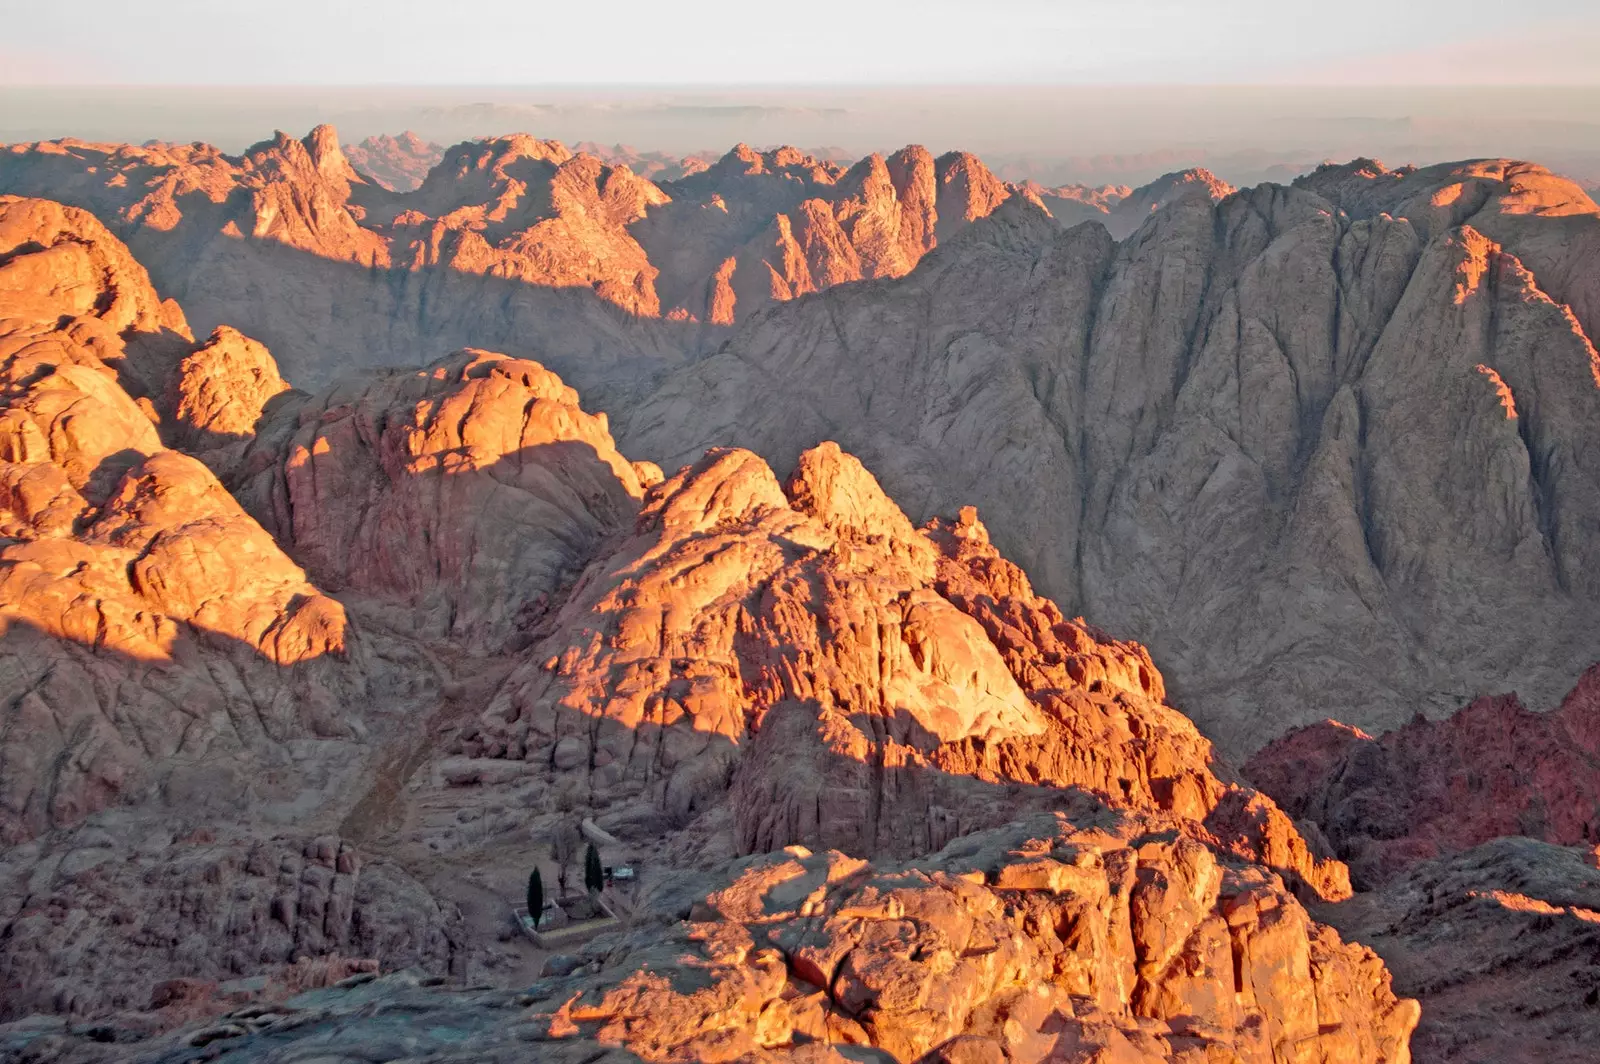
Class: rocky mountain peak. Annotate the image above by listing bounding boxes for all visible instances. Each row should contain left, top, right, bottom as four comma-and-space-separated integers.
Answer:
3, 124, 1599, 1060
302, 123, 359, 193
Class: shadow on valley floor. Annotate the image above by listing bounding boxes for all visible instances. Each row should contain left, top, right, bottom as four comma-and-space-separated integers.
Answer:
128, 224, 723, 400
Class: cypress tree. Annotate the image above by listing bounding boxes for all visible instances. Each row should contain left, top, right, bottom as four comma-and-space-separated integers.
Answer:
527, 867, 543, 928
584, 842, 604, 896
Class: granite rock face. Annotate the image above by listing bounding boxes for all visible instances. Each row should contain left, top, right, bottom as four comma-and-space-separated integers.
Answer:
516, 811, 1414, 1064
1323, 836, 1600, 1064
1245, 665, 1600, 887
0, 127, 1170, 393
231, 348, 649, 650
8, 809, 1417, 1064
620, 161, 1600, 756
166, 325, 289, 451
459, 440, 1348, 899
0, 128, 700, 394
0, 197, 372, 845
0, 820, 462, 1023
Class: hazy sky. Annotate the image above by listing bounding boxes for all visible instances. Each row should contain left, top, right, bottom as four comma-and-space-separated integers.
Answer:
4, 0, 1600, 85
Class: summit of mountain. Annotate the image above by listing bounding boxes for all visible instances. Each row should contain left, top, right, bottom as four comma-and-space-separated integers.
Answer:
0, 194, 1402, 1048
0, 127, 1221, 369
619, 156, 1600, 759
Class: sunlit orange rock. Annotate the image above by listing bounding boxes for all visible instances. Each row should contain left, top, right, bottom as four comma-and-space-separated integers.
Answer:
232, 348, 646, 650
541, 812, 1412, 1062
0, 196, 358, 843
459, 439, 1348, 898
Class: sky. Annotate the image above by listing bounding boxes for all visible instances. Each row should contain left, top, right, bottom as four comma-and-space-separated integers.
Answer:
3, 0, 1600, 85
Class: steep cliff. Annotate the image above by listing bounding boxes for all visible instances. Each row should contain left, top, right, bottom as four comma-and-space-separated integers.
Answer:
620, 162, 1600, 756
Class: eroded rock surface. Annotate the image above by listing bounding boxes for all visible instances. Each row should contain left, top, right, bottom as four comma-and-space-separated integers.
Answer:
621, 160, 1600, 756
1323, 836, 1600, 1064
7, 810, 1416, 1064
0, 818, 461, 1024
231, 349, 649, 650
0, 128, 701, 392
0, 197, 377, 845
1245, 664, 1600, 887
458, 441, 1347, 899
166, 325, 289, 450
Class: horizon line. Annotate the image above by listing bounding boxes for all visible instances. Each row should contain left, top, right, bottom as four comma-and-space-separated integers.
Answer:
9, 81, 1600, 91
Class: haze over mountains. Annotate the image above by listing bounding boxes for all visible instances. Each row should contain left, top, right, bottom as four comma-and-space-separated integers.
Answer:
8, 84, 1600, 189
0, 112, 1598, 1064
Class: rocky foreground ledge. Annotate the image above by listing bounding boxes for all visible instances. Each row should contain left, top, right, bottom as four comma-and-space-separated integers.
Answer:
2, 807, 1416, 1064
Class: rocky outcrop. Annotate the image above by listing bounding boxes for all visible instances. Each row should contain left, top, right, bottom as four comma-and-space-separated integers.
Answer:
455, 440, 1347, 899
8, 809, 1416, 1064
1244, 664, 1600, 887
0, 818, 461, 1022
368, 135, 671, 317
523, 811, 1413, 1063
639, 145, 1028, 323
619, 159, 1600, 757
343, 131, 444, 192
166, 325, 289, 450
1106, 167, 1234, 235
0, 197, 380, 844
232, 349, 649, 650
1323, 836, 1600, 1064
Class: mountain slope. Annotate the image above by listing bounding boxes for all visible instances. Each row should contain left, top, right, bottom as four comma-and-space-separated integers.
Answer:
619, 162, 1600, 755
1245, 664, 1600, 887
0, 196, 1402, 1053
0, 197, 368, 844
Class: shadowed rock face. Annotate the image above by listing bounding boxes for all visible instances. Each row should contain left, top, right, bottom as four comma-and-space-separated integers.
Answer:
0, 196, 372, 846
0, 128, 703, 394
1245, 664, 1600, 888
0, 821, 463, 1024
229, 348, 651, 652
1322, 836, 1600, 1064
621, 159, 1600, 758
11, 809, 1418, 1064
